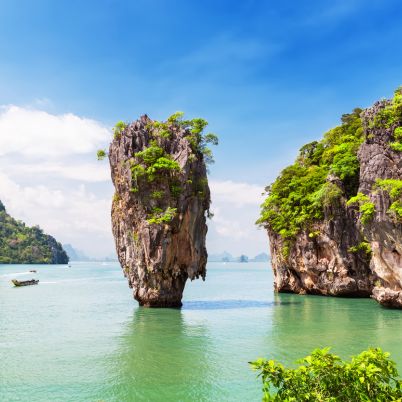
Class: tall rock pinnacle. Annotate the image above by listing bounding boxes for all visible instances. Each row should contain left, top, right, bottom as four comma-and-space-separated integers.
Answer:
107, 113, 217, 307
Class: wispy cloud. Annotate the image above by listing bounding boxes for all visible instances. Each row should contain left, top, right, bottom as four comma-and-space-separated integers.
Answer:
210, 180, 264, 207
0, 105, 113, 257
207, 180, 267, 254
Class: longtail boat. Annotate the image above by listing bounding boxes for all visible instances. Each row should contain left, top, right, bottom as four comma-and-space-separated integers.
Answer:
12, 279, 39, 287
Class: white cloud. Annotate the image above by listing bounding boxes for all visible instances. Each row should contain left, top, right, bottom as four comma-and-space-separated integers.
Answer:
0, 171, 113, 255
210, 180, 264, 207
0, 105, 110, 157
2, 161, 110, 182
207, 180, 268, 255
0, 105, 114, 257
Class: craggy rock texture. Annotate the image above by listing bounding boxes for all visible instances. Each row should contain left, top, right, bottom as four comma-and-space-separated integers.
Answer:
266, 93, 402, 308
109, 115, 210, 307
269, 176, 374, 297
358, 102, 402, 307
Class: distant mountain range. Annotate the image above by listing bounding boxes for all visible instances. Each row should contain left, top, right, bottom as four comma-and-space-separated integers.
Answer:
63, 244, 269, 264
63, 244, 118, 262
207, 251, 270, 263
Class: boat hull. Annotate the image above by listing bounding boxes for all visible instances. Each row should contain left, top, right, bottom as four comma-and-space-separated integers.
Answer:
12, 279, 39, 287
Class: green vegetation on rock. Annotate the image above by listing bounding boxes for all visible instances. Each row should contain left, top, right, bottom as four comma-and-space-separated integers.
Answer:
257, 108, 363, 238
147, 111, 218, 164
97, 149, 106, 160
113, 121, 128, 139
348, 241, 372, 257
371, 88, 402, 129
347, 193, 375, 224
251, 347, 402, 402
104, 112, 218, 227
375, 179, 402, 219
130, 140, 181, 187
0, 201, 68, 264
146, 207, 177, 225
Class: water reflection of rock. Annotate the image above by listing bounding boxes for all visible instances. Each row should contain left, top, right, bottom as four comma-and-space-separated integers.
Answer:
266, 293, 402, 367
105, 308, 218, 401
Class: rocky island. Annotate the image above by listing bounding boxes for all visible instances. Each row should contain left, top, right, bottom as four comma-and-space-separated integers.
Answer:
105, 113, 217, 307
258, 88, 402, 308
0, 200, 69, 264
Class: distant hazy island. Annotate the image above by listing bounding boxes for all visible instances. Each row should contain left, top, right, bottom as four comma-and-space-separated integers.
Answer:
208, 251, 270, 263
0, 200, 68, 264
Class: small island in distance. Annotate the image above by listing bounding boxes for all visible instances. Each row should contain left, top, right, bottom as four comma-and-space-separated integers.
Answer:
207, 251, 270, 263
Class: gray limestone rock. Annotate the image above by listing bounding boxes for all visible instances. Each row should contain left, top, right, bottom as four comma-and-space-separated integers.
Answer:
109, 115, 210, 307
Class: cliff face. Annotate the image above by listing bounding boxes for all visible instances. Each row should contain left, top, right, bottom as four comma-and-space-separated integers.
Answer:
268, 177, 373, 297
358, 102, 402, 307
261, 89, 402, 308
0, 200, 69, 264
109, 114, 213, 307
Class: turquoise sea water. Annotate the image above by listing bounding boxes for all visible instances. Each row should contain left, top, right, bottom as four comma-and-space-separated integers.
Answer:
1, 262, 402, 401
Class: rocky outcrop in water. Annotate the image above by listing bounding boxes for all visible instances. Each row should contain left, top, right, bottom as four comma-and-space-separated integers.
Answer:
261, 89, 402, 308
108, 114, 214, 307
357, 101, 402, 307
268, 177, 374, 297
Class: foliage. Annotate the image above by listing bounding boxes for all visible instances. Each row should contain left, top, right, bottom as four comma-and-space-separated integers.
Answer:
348, 241, 372, 257
97, 149, 107, 160
347, 193, 375, 224
151, 190, 164, 199
389, 122, 402, 151
390, 141, 402, 152
250, 347, 402, 402
258, 108, 364, 238
146, 207, 177, 225
113, 121, 128, 139
375, 179, 402, 219
371, 88, 402, 129
130, 141, 181, 188
0, 202, 68, 264
375, 179, 402, 199
148, 112, 219, 165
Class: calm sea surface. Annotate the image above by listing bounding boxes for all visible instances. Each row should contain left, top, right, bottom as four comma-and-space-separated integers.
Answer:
1, 262, 402, 401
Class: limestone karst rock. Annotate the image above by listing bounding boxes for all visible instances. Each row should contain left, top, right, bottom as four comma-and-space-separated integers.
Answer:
260, 88, 402, 308
108, 114, 215, 307
358, 100, 402, 307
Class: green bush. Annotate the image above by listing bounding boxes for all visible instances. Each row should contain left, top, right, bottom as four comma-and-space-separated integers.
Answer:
348, 241, 372, 257
375, 179, 402, 219
113, 121, 128, 139
97, 149, 107, 160
371, 88, 402, 129
251, 347, 402, 402
147, 207, 177, 225
347, 193, 375, 224
375, 179, 402, 199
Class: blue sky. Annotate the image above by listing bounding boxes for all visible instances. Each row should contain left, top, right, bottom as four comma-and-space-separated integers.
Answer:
1, 0, 402, 257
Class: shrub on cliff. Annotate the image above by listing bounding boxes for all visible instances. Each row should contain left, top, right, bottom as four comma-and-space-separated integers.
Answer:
251, 347, 402, 401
